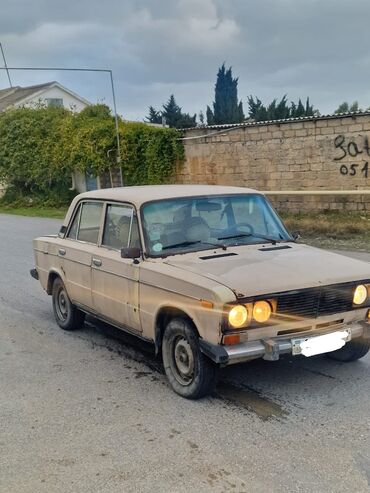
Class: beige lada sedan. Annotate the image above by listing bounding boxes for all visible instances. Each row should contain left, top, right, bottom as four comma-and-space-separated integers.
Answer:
31, 185, 370, 398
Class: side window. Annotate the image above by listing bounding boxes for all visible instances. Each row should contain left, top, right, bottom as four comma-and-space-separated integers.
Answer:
67, 205, 81, 240
75, 202, 103, 244
102, 204, 141, 250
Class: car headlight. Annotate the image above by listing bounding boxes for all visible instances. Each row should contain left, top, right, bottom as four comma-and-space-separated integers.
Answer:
228, 305, 249, 328
252, 300, 272, 323
353, 285, 368, 305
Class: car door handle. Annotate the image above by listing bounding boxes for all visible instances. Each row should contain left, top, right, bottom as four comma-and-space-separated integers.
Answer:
58, 248, 66, 256
92, 258, 102, 267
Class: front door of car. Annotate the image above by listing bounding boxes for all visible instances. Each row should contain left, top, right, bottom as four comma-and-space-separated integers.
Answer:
91, 203, 142, 333
61, 201, 104, 309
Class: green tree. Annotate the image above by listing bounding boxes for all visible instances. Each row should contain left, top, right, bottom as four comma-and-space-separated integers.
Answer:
79, 103, 112, 119
294, 98, 306, 117
207, 64, 245, 124
162, 95, 196, 129
206, 105, 214, 125
334, 102, 349, 114
334, 101, 363, 114
145, 106, 162, 124
248, 95, 315, 121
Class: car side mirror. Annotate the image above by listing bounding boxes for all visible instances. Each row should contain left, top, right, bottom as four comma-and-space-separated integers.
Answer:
121, 246, 141, 261
292, 231, 301, 241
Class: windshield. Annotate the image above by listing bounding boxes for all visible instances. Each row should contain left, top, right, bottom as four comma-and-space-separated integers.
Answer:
141, 194, 292, 256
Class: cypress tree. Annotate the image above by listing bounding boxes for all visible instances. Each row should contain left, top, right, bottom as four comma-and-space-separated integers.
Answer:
206, 105, 214, 125
208, 64, 245, 124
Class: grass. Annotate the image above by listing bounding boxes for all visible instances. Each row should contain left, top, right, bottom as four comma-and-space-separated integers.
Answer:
0, 204, 67, 219
280, 211, 370, 252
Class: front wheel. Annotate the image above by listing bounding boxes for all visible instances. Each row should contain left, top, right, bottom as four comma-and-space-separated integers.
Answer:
52, 277, 85, 331
162, 318, 218, 399
327, 337, 370, 362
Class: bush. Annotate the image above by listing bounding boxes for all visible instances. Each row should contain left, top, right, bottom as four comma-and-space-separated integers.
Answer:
0, 105, 184, 205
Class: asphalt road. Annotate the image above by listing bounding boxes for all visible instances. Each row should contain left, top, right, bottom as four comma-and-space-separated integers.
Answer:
1, 214, 370, 493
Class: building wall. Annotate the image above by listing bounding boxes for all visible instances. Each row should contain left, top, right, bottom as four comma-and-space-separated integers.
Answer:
18, 86, 88, 112
176, 114, 370, 212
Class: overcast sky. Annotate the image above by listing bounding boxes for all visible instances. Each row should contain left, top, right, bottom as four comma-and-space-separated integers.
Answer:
1, 0, 370, 121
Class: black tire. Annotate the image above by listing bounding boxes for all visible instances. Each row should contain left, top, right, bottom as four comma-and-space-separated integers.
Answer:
327, 337, 370, 362
162, 317, 218, 399
52, 277, 85, 331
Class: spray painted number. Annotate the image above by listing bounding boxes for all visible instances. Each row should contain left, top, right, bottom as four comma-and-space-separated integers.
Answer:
339, 162, 369, 177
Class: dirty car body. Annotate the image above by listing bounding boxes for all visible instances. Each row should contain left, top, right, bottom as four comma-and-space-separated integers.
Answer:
32, 185, 370, 398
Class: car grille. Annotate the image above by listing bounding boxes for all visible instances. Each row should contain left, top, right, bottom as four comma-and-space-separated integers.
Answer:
276, 284, 355, 319
241, 281, 370, 320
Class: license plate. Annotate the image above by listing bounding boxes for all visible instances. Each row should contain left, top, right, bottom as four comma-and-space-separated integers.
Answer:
292, 330, 351, 357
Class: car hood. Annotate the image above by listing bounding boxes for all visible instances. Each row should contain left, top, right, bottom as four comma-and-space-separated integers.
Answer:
163, 243, 370, 298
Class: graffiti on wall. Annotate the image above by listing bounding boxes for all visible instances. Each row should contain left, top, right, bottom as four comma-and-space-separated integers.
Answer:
334, 135, 369, 178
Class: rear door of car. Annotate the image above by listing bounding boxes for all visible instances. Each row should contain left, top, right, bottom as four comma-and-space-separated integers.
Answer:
61, 200, 104, 310
91, 202, 142, 333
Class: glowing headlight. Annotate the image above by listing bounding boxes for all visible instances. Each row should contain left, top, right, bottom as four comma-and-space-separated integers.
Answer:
353, 285, 368, 305
228, 305, 248, 328
253, 300, 272, 323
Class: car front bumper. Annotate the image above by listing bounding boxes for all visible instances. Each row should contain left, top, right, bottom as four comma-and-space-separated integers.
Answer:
199, 321, 370, 366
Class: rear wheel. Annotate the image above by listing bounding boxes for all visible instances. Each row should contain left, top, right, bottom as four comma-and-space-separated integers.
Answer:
52, 277, 85, 331
162, 318, 218, 399
327, 337, 370, 362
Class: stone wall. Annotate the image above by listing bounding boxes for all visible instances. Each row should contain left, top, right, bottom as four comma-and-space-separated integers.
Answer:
176, 113, 370, 212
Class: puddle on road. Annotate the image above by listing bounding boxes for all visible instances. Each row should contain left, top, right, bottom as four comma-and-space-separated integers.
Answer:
216, 382, 288, 421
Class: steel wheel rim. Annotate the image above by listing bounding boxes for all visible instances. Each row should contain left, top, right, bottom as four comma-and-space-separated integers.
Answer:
56, 288, 69, 321
172, 336, 194, 386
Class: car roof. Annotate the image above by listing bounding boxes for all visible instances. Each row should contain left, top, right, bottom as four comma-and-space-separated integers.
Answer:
77, 184, 259, 205
63, 184, 261, 227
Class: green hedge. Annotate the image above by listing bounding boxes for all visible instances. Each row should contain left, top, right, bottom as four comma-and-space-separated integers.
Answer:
0, 104, 184, 205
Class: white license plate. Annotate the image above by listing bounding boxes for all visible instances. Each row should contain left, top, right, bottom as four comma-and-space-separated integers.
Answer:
292, 330, 351, 357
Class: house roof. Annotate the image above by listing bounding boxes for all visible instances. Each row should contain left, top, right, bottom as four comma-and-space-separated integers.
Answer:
0, 81, 90, 111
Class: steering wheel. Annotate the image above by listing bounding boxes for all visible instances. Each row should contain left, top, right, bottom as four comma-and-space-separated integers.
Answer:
227, 222, 254, 234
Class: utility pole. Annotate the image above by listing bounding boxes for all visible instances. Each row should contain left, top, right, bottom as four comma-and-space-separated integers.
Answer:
0, 43, 12, 87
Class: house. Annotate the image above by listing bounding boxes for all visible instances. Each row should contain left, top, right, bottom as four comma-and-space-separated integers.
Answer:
0, 81, 90, 112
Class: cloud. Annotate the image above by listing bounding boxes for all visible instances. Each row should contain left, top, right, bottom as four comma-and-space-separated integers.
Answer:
1, 0, 370, 120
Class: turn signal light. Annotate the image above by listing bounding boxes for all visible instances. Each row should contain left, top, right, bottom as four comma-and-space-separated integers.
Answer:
223, 334, 241, 345
200, 299, 214, 309
366, 309, 370, 322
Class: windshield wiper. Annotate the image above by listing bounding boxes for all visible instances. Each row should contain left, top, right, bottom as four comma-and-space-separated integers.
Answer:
162, 240, 226, 251
217, 232, 281, 245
